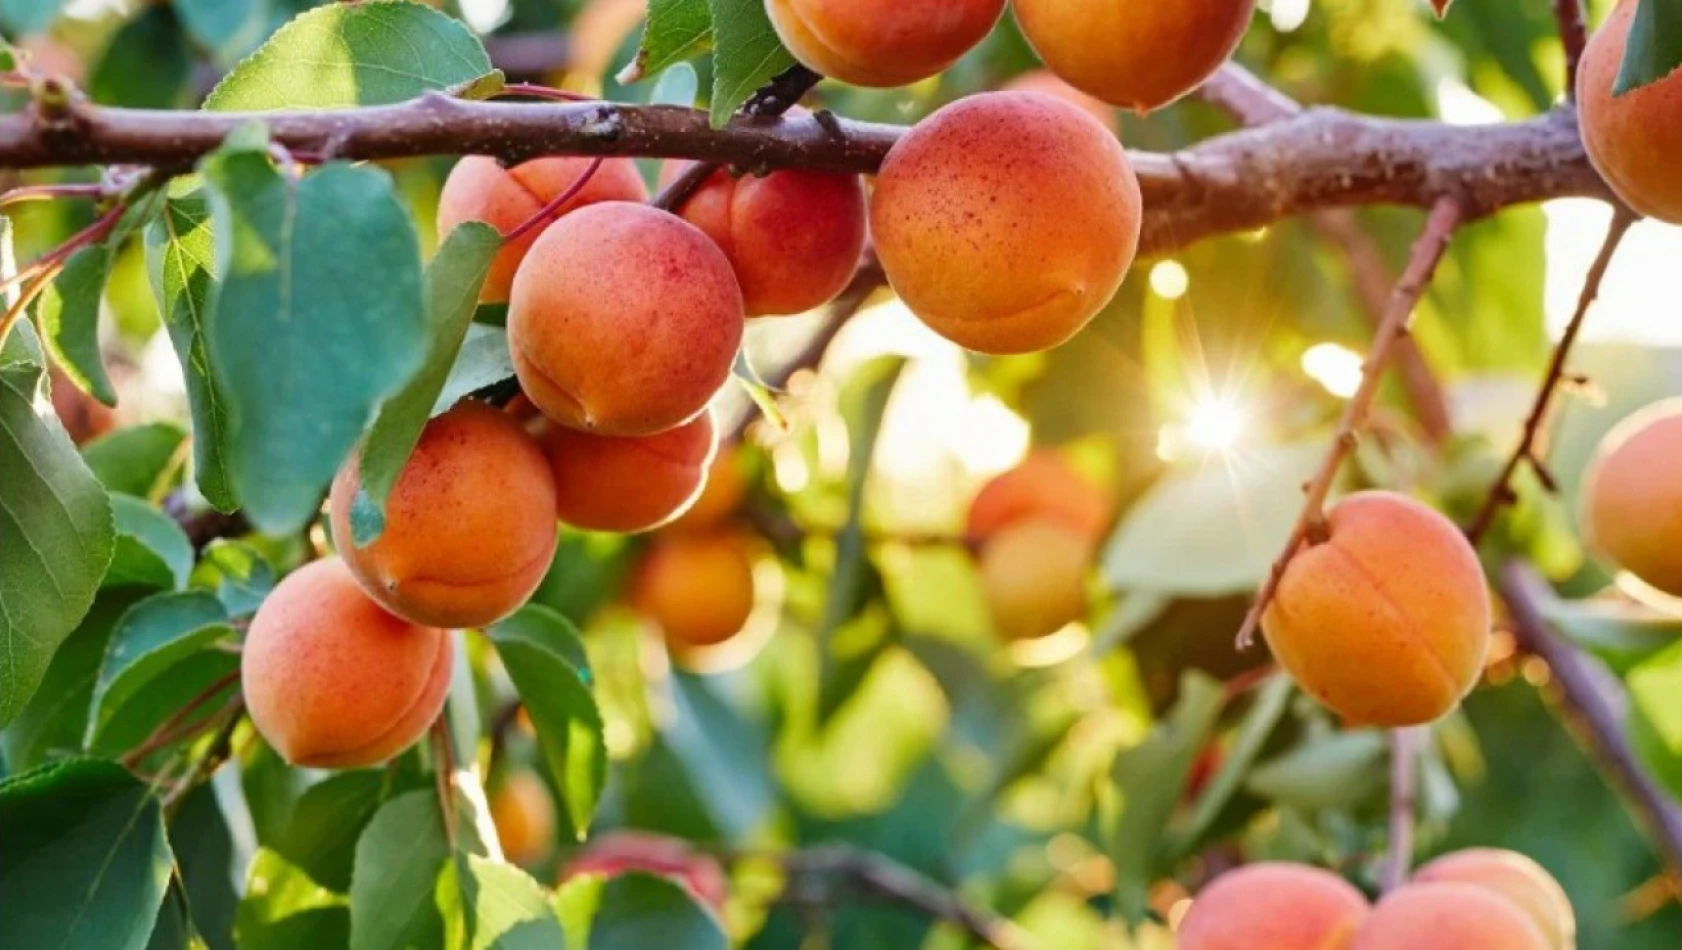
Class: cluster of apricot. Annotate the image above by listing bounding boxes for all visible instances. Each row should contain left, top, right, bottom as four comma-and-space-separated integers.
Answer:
1176, 849, 1574, 950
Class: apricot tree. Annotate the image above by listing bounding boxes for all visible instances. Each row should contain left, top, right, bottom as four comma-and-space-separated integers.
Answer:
1, 0, 1682, 948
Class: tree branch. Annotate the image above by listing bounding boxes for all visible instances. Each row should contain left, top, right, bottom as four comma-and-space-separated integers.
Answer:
0, 96, 1606, 256
1381, 726, 1422, 892
1497, 562, 1682, 878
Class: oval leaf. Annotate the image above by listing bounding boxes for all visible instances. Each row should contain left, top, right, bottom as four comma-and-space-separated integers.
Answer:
106, 493, 195, 590
38, 244, 116, 406
85, 590, 231, 748
349, 788, 482, 950
706, 0, 795, 125
81, 422, 188, 499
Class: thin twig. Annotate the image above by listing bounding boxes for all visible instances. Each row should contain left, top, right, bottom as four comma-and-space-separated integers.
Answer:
496, 82, 594, 103
0, 182, 102, 208
1554, 0, 1590, 95
1498, 563, 1682, 878
162, 691, 245, 814
502, 156, 604, 242
1196, 63, 1302, 124
1381, 727, 1422, 892
1236, 198, 1464, 648
0, 261, 59, 345
650, 65, 824, 213
120, 670, 241, 769
1464, 207, 1638, 544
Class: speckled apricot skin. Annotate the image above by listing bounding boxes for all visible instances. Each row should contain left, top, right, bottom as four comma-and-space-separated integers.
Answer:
330, 402, 558, 629
1261, 491, 1491, 728
870, 92, 1141, 355
1013, 0, 1256, 113
507, 202, 745, 436
436, 155, 648, 303
1002, 70, 1118, 133
1577, 0, 1682, 223
978, 517, 1091, 641
490, 770, 557, 866
536, 408, 718, 533
663, 160, 866, 316
1584, 399, 1682, 596
966, 449, 1113, 545
765, 0, 1006, 88
630, 533, 755, 648
241, 558, 453, 769
1177, 863, 1369, 950
1350, 883, 1551, 950
1414, 850, 1574, 950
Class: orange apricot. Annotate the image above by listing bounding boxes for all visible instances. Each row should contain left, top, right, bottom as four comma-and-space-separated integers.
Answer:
1001, 69, 1118, 133
663, 448, 748, 534
330, 402, 558, 628
966, 449, 1113, 546
1413, 849, 1574, 950
436, 155, 648, 302
1350, 882, 1550, 950
241, 558, 453, 769
870, 91, 1141, 355
490, 770, 557, 866
1176, 862, 1368, 950
536, 408, 718, 534
662, 159, 866, 316
630, 533, 755, 649
1260, 491, 1491, 727
978, 517, 1091, 641
765, 0, 1006, 88
1577, 0, 1682, 223
507, 202, 744, 436
1013, 0, 1256, 113
1583, 399, 1682, 597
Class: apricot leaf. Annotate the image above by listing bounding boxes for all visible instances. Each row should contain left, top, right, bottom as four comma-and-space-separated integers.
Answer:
84, 590, 230, 749
633, 0, 713, 82
38, 245, 116, 406
707, 0, 796, 125
448, 856, 565, 950
1627, 640, 1682, 799
104, 493, 194, 591
1615, 0, 1682, 95
0, 0, 63, 36
556, 873, 726, 950
349, 789, 484, 950
81, 421, 187, 498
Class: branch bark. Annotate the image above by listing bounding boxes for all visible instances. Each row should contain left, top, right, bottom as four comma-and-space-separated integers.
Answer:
1554, 0, 1591, 95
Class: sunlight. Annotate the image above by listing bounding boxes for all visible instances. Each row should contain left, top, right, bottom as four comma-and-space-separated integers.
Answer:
1185, 396, 1246, 451
1149, 260, 1190, 300
1300, 342, 1364, 398
1544, 198, 1682, 346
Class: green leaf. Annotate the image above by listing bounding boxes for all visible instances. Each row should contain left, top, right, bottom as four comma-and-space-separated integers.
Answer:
235, 849, 351, 950
175, 0, 265, 62
85, 590, 232, 748
649, 61, 702, 107
1542, 595, 1682, 674
1169, 674, 1294, 855
633, 0, 713, 81
201, 146, 426, 534
82, 422, 188, 499
0, 322, 115, 726
0, 759, 172, 950
38, 244, 116, 406
557, 872, 726, 950
432, 323, 516, 414
1, 590, 145, 770
455, 855, 566, 950
0, 0, 64, 35
1108, 672, 1222, 923
491, 604, 592, 680
107, 493, 195, 590
349, 788, 482, 950
358, 222, 501, 531
146, 192, 238, 511
1245, 729, 1389, 811
706, 0, 795, 125
89, 4, 194, 108
489, 610, 606, 842
1614, 0, 1682, 95
271, 771, 390, 892
191, 539, 275, 616
168, 783, 239, 950
205, 0, 496, 111
1628, 639, 1682, 799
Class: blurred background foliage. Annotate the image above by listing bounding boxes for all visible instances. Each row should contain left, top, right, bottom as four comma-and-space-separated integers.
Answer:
4, 0, 1682, 947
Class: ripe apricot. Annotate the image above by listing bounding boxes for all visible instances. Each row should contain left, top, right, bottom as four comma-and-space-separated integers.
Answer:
490, 770, 557, 866
241, 558, 453, 769
1013, 0, 1255, 113
1002, 70, 1118, 133
978, 517, 1091, 641
966, 449, 1113, 546
630, 533, 755, 649
765, 0, 1005, 88
1260, 491, 1491, 727
1577, 0, 1682, 223
1176, 862, 1368, 950
536, 408, 717, 534
1583, 399, 1682, 597
507, 202, 744, 436
870, 92, 1142, 355
330, 402, 558, 628
662, 159, 866, 316
437, 155, 648, 303
664, 448, 748, 534
1350, 882, 1550, 950
1413, 849, 1574, 950
561, 831, 729, 913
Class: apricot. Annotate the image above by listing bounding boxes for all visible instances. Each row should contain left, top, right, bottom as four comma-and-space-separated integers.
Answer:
663, 448, 748, 534
1583, 399, 1682, 597
661, 159, 866, 316
765, 0, 1006, 88
1261, 491, 1490, 727
870, 92, 1142, 355
1013, 0, 1256, 113
978, 517, 1091, 641
561, 831, 729, 913
1577, 0, 1682, 223
330, 402, 558, 628
537, 408, 717, 534
1413, 849, 1574, 950
966, 449, 1113, 546
1002, 70, 1118, 133
507, 202, 744, 436
630, 533, 755, 649
1350, 883, 1550, 950
436, 155, 648, 302
490, 770, 557, 866
241, 558, 453, 769
1176, 862, 1368, 950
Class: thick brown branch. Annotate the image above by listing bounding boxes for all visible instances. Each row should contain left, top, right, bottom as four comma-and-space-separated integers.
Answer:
0, 96, 1607, 256
1498, 563, 1682, 878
